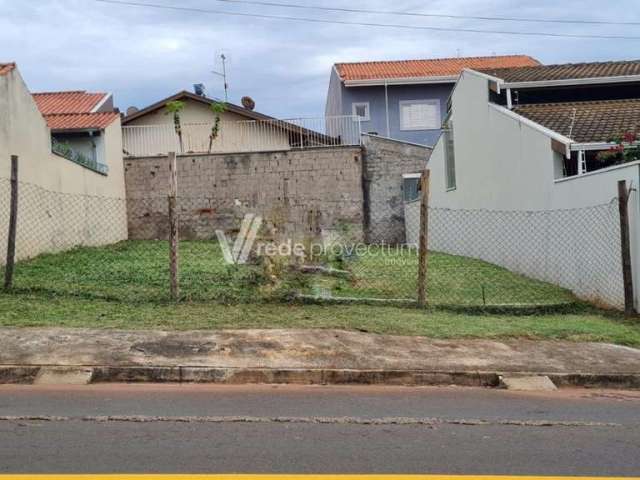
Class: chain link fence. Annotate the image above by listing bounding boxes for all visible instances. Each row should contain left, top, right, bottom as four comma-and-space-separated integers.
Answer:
406, 199, 622, 308
0, 177, 627, 310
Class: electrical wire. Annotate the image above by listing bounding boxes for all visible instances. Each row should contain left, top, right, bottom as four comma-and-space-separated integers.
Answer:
95, 0, 640, 40
206, 0, 640, 27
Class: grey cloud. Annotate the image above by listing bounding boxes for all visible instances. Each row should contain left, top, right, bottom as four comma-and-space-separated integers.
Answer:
0, 0, 638, 118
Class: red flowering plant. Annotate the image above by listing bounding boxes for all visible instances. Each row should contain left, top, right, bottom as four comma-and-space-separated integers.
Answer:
596, 130, 640, 165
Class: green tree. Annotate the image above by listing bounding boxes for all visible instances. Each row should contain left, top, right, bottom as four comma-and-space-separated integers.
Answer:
208, 101, 226, 153
165, 100, 186, 153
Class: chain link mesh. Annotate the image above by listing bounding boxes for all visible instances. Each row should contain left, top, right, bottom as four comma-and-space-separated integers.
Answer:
0, 178, 625, 310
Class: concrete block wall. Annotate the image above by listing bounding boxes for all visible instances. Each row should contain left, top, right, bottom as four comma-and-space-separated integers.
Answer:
124, 147, 365, 242
361, 134, 431, 244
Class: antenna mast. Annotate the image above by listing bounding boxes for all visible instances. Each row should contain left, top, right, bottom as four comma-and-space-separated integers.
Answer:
212, 53, 229, 102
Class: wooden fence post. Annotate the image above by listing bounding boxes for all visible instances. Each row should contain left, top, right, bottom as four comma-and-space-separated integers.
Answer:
168, 152, 179, 300
618, 180, 635, 315
417, 169, 430, 307
3, 155, 18, 290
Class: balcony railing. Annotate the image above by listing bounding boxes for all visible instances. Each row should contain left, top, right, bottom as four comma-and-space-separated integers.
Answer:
122, 115, 362, 157
51, 138, 109, 175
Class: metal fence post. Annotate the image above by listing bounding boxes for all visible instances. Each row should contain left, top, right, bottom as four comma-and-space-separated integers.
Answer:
618, 179, 635, 315
3, 155, 18, 291
417, 169, 430, 307
168, 152, 180, 300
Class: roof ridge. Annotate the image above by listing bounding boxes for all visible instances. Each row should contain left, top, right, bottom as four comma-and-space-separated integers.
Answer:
43, 111, 118, 116
122, 90, 273, 124
336, 54, 536, 67
32, 90, 90, 95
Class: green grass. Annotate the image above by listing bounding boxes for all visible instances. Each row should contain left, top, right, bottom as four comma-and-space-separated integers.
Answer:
0, 292, 639, 346
299, 246, 575, 306
3, 239, 637, 347
8, 240, 575, 306
9, 240, 266, 303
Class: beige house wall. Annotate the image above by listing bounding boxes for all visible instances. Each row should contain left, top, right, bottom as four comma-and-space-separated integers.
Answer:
0, 66, 127, 262
123, 97, 291, 155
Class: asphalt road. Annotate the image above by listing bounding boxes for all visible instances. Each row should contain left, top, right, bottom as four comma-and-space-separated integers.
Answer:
0, 384, 639, 475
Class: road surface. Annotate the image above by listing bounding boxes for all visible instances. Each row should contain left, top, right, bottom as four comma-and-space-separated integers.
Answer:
0, 384, 638, 475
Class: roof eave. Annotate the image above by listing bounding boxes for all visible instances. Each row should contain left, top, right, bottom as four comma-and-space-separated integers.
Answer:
50, 127, 104, 134
570, 141, 640, 151
343, 75, 458, 87
503, 75, 640, 89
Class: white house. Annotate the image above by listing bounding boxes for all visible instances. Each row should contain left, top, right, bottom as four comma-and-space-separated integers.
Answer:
408, 60, 640, 309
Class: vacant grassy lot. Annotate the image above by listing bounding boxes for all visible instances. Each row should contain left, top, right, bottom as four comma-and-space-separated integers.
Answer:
7, 240, 575, 306
4, 240, 637, 347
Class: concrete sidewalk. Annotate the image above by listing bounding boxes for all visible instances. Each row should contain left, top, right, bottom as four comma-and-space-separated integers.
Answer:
1, 328, 640, 387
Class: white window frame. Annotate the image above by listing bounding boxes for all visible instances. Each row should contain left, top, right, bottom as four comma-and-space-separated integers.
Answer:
444, 121, 456, 191
351, 102, 370, 121
402, 173, 422, 203
399, 99, 441, 131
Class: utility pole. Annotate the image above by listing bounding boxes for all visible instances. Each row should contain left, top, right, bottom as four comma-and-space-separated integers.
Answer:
212, 53, 229, 102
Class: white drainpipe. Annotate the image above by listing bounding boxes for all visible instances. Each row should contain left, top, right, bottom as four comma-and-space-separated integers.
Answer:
384, 79, 390, 137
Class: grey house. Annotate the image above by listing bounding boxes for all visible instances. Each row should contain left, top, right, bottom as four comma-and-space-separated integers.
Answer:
325, 55, 539, 146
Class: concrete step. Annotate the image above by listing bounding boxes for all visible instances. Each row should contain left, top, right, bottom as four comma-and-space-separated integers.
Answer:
500, 375, 558, 391
34, 367, 94, 385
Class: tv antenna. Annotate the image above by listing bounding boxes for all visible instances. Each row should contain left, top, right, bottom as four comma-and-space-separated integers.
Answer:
212, 53, 229, 102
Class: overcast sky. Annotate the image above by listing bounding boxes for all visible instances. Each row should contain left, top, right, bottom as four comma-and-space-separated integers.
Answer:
1, 0, 638, 118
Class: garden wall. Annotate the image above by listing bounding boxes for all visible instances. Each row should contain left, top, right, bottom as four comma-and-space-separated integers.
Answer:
361, 134, 431, 244
124, 146, 365, 241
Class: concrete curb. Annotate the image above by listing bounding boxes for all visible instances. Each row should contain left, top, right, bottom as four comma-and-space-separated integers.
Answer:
1, 365, 639, 389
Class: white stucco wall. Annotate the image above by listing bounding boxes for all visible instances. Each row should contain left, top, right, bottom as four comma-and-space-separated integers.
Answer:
123, 98, 291, 155
405, 70, 639, 309
0, 67, 127, 261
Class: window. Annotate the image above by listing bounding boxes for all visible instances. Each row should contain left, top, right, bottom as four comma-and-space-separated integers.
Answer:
402, 174, 421, 202
444, 121, 456, 190
352, 102, 370, 121
399, 100, 440, 131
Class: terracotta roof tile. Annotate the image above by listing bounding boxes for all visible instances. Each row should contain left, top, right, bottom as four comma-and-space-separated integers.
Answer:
481, 60, 640, 84
513, 99, 640, 143
32, 91, 109, 115
0, 62, 16, 76
335, 55, 540, 81
44, 112, 119, 131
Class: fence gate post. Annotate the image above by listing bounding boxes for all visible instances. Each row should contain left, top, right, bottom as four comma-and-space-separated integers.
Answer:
168, 152, 180, 300
3, 155, 18, 290
618, 180, 635, 315
417, 169, 430, 307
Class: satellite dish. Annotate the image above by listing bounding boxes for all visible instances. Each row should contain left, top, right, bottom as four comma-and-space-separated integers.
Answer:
241, 96, 255, 111
126, 106, 139, 116
193, 83, 206, 96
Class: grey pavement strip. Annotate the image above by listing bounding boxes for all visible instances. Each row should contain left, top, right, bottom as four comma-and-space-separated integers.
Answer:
0, 415, 621, 427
